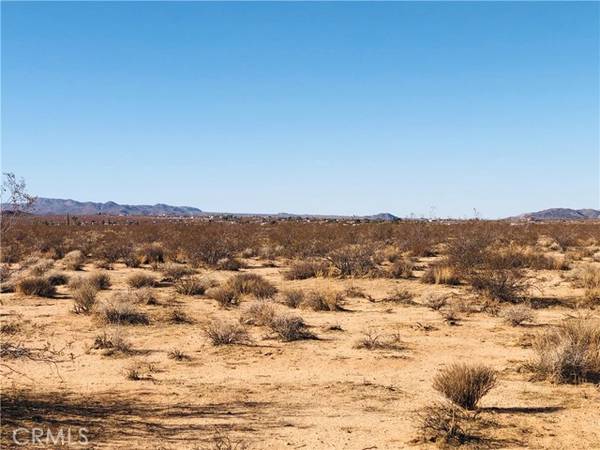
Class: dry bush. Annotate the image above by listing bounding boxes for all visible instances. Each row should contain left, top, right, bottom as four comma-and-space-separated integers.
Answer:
216, 257, 244, 271
581, 265, 600, 290
123, 253, 141, 268
46, 271, 69, 286
343, 286, 367, 298
433, 363, 497, 409
501, 304, 535, 326
283, 259, 328, 280
126, 273, 156, 288
97, 298, 150, 325
415, 402, 479, 446
268, 313, 315, 341
422, 263, 460, 285
95, 259, 113, 270
227, 273, 276, 299
327, 245, 377, 277
72, 283, 99, 314
92, 328, 132, 355
279, 289, 305, 308
62, 250, 85, 270
28, 258, 54, 276
87, 272, 111, 290
527, 317, 600, 384
167, 308, 193, 324
207, 286, 241, 308
440, 305, 462, 325
131, 287, 158, 305
301, 289, 344, 311
137, 242, 164, 264
468, 269, 528, 303
387, 258, 414, 279
382, 288, 417, 305
15, 276, 56, 297
1, 322, 20, 335
422, 293, 448, 311
161, 263, 195, 282
239, 301, 277, 326
174, 276, 209, 296
204, 320, 251, 345
354, 329, 403, 351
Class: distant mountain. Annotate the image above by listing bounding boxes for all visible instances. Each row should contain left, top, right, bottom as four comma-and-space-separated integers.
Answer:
366, 212, 399, 221
25, 198, 204, 216
512, 208, 600, 221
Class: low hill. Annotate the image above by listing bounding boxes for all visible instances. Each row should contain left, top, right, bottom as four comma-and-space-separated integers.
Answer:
512, 208, 600, 221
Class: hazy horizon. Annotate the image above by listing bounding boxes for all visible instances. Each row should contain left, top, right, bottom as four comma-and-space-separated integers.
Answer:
2, 2, 599, 219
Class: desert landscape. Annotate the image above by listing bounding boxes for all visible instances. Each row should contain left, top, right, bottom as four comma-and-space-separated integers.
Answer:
1, 217, 599, 449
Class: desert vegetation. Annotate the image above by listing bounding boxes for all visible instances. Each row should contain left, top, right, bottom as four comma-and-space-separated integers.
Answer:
1, 217, 599, 448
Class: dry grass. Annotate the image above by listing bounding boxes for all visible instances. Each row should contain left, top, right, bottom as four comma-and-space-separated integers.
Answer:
387, 258, 414, 279
239, 301, 277, 326
15, 276, 56, 297
268, 313, 316, 341
62, 250, 85, 271
501, 304, 536, 326
528, 317, 600, 384
415, 402, 480, 446
126, 273, 156, 289
422, 263, 460, 285
97, 297, 150, 325
301, 289, 344, 311
160, 263, 195, 281
72, 283, 99, 314
227, 273, 277, 299
92, 328, 132, 355
433, 363, 497, 409
207, 286, 242, 308
216, 257, 244, 271
174, 276, 209, 296
354, 329, 403, 351
283, 260, 328, 280
28, 258, 54, 276
204, 320, 251, 346
421, 293, 447, 311
279, 289, 305, 308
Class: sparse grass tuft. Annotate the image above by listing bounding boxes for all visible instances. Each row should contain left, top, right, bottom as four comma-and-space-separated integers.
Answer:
433, 363, 497, 410
204, 320, 251, 346
354, 329, 403, 351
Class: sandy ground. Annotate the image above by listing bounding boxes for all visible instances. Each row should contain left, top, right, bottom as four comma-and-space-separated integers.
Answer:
1, 259, 599, 449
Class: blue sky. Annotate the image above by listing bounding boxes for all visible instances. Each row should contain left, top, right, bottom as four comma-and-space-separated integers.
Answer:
2, 2, 598, 218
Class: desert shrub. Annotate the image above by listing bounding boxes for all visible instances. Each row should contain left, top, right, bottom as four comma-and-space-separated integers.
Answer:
422, 263, 460, 285
62, 250, 85, 271
268, 313, 315, 341
132, 287, 158, 305
93, 328, 132, 355
0, 322, 21, 335
207, 286, 241, 308
137, 242, 165, 264
422, 293, 447, 311
240, 301, 277, 326
204, 320, 251, 345
95, 259, 113, 270
167, 308, 192, 324
581, 265, 600, 290
123, 253, 141, 268
72, 283, 99, 314
354, 329, 403, 351
328, 245, 377, 277
501, 304, 535, 326
161, 263, 195, 282
433, 363, 497, 409
468, 269, 528, 303
440, 305, 462, 325
279, 289, 305, 308
216, 257, 244, 271
46, 271, 69, 286
0, 264, 12, 284
97, 298, 150, 325
388, 258, 414, 279
126, 273, 156, 288
227, 273, 277, 299
301, 290, 344, 311
415, 402, 479, 446
528, 317, 600, 384
382, 288, 417, 305
28, 258, 54, 276
283, 259, 328, 280
15, 276, 56, 297
87, 272, 111, 290
174, 276, 208, 296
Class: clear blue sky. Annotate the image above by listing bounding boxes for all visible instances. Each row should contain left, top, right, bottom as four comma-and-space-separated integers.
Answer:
2, 2, 598, 218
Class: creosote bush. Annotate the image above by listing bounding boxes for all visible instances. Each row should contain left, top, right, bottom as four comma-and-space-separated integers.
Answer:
327, 245, 377, 277
283, 260, 329, 280
15, 276, 56, 297
97, 298, 150, 325
433, 363, 497, 410
216, 257, 244, 271
388, 258, 414, 279
204, 320, 251, 346
422, 263, 460, 285
46, 271, 69, 286
528, 317, 600, 384
137, 242, 164, 264
161, 263, 195, 282
207, 286, 241, 308
239, 301, 277, 326
268, 313, 315, 341
126, 273, 156, 289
